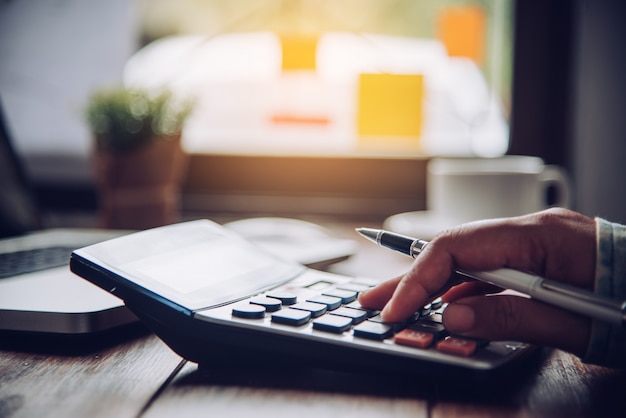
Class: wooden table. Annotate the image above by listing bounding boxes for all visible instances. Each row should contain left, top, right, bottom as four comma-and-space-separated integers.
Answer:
1, 219, 625, 418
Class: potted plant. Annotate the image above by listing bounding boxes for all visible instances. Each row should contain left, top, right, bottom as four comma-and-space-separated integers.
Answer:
86, 87, 194, 229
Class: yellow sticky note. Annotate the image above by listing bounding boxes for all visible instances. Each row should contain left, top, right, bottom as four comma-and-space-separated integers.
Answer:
437, 5, 486, 64
280, 34, 317, 71
357, 73, 424, 152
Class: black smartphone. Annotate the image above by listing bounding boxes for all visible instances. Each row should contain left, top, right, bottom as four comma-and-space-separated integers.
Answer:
70, 219, 536, 381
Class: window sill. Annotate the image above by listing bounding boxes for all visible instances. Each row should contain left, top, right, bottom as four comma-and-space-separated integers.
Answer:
184, 153, 428, 221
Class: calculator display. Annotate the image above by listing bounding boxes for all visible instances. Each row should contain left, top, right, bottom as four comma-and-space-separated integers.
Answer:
73, 220, 304, 310
123, 239, 275, 295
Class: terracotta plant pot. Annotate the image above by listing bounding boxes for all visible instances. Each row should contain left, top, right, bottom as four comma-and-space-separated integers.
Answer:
94, 134, 187, 230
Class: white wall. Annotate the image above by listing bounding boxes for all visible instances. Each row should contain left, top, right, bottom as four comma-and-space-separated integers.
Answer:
0, 0, 140, 184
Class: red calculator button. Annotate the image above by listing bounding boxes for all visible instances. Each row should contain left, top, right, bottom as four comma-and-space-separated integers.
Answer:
394, 329, 434, 349
436, 336, 477, 357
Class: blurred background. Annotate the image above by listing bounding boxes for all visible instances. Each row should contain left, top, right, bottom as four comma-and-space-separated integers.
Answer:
0, 0, 624, 226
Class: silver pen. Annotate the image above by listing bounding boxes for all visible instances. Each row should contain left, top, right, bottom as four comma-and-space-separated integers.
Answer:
356, 228, 626, 328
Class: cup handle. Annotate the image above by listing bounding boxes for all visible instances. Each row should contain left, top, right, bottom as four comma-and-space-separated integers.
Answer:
539, 165, 571, 209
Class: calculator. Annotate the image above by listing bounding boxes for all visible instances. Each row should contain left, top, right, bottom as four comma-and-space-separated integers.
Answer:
70, 219, 536, 381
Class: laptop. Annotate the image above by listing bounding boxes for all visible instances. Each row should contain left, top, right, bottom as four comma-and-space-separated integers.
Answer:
0, 98, 138, 335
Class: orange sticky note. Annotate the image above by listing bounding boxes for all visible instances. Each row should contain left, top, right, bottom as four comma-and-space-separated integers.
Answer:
270, 114, 330, 125
356, 73, 424, 152
280, 34, 317, 71
438, 5, 486, 64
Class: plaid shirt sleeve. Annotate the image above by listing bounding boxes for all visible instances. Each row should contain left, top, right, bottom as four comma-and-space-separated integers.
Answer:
582, 217, 626, 368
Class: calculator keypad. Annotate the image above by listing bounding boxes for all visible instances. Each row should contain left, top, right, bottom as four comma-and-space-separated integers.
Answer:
197, 272, 522, 365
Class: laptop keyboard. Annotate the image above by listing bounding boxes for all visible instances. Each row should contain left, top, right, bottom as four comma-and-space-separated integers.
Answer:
0, 246, 74, 278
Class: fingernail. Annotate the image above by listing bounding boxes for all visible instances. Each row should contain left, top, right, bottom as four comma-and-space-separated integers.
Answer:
444, 304, 475, 333
380, 304, 390, 318
380, 303, 396, 322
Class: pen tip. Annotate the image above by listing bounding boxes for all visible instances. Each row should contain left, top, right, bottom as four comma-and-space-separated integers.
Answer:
354, 227, 379, 242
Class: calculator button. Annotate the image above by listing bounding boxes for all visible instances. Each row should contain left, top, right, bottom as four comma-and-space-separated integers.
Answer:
433, 302, 447, 314
271, 309, 311, 326
322, 289, 357, 304
394, 329, 434, 349
232, 304, 266, 319
368, 315, 406, 332
335, 283, 371, 293
424, 313, 443, 324
266, 291, 298, 305
408, 321, 447, 340
436, 336, 477, 357
431, 297, 443, 310
353, 321, 394, 340
250, 296, 282, 312
422, 313, 443, 324
312, 315, 353, 334
306, 295, 342, 311
290, 301, 327, 318
350, 278, 380, 287
329, 307, 367, 324
345, 300, 379, 318
406, 312, 422, 324
305, 280, 334, 291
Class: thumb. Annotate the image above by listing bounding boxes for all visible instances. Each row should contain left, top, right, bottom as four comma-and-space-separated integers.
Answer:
442, 295, 591, 356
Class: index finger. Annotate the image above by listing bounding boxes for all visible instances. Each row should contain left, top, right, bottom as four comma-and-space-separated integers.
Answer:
378, 238, 458, 322
363, 215, 538, 321
376, 217, 531, 322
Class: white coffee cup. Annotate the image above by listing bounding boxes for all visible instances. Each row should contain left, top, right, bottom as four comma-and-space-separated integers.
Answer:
427, 156, 570, 224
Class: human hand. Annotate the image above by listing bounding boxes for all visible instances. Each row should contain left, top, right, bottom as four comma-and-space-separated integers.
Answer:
358, 208, 597, 356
